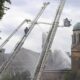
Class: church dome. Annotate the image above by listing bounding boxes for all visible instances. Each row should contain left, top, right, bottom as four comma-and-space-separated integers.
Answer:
73, 23, 80, 31
73, 22, 80, 31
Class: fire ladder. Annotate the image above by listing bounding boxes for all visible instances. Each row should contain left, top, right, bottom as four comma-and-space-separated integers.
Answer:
33, 0, 66, 80
0, 2, 50, 74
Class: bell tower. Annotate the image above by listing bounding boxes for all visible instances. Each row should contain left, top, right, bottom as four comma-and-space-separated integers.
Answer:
72, 23, 80, 70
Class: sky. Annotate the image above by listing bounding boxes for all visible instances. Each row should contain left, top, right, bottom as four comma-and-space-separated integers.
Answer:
0, 0, 80, 54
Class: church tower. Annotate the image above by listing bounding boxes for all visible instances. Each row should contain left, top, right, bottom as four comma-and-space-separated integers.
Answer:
72, 23, 80, 70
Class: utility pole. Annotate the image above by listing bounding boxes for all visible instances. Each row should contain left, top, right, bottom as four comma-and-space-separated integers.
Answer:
0, 2, 50, 75
33, 0, 66, 80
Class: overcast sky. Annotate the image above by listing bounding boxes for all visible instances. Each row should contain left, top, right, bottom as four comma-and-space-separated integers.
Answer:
0, 0, 80, 53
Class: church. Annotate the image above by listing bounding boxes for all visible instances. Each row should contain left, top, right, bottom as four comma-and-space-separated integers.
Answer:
72, 22, 80, 71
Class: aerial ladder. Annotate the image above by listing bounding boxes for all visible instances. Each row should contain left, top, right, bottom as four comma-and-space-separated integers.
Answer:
0, 8, 69, 50
0, 19, 31, 49
0, 1, 70, 50
33, 0, 66, 80
0, 6, 52, 50
0, 18, 70, 51
0, 19, 52, 50
0, 2, 50, 74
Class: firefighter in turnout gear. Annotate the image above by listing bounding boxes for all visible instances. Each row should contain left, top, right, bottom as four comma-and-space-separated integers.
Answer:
24, 27, 29, 34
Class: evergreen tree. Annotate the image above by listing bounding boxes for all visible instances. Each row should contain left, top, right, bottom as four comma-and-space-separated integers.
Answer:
0, 0, 11, 19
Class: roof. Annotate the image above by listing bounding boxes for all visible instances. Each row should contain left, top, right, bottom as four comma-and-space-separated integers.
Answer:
6, 48, 40, 76
73, 22, 80, 31
0, 48, 71, 76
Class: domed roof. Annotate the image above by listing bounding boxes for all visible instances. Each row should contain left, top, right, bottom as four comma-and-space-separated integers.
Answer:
73, 22, 80, 31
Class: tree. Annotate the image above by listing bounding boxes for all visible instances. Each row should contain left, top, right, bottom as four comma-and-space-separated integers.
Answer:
0, 0, 11, 19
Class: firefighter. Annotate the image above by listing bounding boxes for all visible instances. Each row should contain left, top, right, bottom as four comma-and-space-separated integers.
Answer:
24, 27, 29, 34
64, 18, 71, 27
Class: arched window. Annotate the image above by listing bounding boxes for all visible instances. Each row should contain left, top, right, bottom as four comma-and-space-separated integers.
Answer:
79, 33, 80, 43
72, 33, 76, 44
